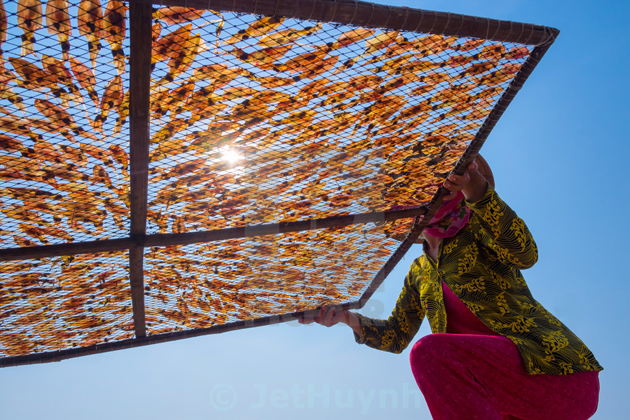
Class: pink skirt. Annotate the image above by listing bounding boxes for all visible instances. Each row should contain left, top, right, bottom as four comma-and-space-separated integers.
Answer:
408, 283, 600, 420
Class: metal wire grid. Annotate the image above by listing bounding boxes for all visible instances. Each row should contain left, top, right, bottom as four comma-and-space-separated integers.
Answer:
0, 0, 131, 248
146, 6, 530, 236
143, 218, 410, 335
0, 0, 550, 364
0, 249, 133, 357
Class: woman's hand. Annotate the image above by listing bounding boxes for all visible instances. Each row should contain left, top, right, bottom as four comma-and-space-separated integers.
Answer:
443, 159, 488, 203
299, 305, 348, 327
299, 305, 363, 337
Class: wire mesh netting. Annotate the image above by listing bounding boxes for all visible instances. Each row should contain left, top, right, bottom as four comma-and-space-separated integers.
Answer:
146, 8, 529, 234
0, 249, 133, 356
0, 0, 552, 364
144, 220, 409, 335
0, 0, 132, 358
0, 0, 130, 248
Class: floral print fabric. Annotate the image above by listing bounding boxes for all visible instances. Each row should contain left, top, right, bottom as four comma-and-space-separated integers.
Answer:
423, 191, 472, 238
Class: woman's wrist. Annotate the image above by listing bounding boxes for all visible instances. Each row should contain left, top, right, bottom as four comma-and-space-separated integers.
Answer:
462, 171, 488, 203
342, 311, 363, 337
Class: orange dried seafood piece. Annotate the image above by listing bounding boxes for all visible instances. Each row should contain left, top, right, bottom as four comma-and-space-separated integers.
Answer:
69, 56, 99, 108
413, 34, 456, 56
78, 0, 106, 69
258, 23, 322, 47
32, 138, 63, 163
17, 0, 43, 56
34, 99, 96, 141
8, 57, 56, 89
41, 55, 83, 107
45, 0, 72, 61
452, 38, 485, 52
94, 75, 123, 132
282, 50, 328, 73
153, 24, 192, 64
504, 46, 530, 60
333, 28, 375, 49
103, 0, 128, 74
0, 134, 25, 154
257, 76, 296, 89
154, 6, 206, 25
0, 0, 7, 50
224, 16, 285, 45
302, 55, 339, 79
364, 31, 399, 56
479, 43, 505, 60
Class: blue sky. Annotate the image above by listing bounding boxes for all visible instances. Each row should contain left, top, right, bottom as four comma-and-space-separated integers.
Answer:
1, 0, 629, 419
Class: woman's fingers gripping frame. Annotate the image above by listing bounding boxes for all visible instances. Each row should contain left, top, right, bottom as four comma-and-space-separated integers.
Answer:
298, 308, 320, 325
443, 161, 478, 201
298, 305, 344, 327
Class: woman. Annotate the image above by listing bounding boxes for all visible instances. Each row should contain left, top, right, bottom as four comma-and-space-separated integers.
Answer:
300, 157, 602, 420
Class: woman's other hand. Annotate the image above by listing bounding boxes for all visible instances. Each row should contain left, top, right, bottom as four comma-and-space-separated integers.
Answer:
299, 305, 347, 327
299, 305, 362, 336
443, 159, 488, 203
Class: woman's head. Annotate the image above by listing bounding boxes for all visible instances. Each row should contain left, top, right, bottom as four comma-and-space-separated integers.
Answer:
386, 155, 494, 243
422, 155, 494, 240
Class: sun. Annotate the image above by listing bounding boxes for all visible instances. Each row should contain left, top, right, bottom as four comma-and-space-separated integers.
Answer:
221, 147, 243, 164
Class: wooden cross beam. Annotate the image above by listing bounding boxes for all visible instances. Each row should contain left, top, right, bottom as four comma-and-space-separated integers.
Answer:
127, 2, 153, 339
125, 0, 558, 46
0, 207, 428, 261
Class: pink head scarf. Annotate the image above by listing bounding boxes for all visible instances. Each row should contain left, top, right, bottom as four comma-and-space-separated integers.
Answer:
422, 191, 471, 238
390, 191, 471, 239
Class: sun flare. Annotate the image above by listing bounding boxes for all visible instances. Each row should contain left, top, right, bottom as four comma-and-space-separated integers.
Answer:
221, 148, 243, 164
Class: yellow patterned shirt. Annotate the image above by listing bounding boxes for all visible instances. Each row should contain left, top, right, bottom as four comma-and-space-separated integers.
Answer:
355, 184, 603, 375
